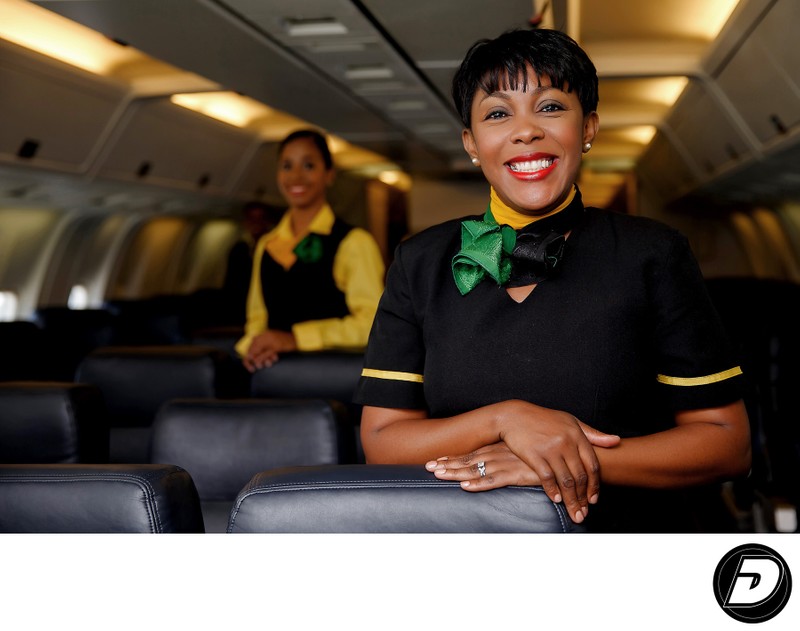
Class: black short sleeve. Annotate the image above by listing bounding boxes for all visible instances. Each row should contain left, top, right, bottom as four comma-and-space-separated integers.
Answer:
651, 232, 744, 410
353, 244, 427, 410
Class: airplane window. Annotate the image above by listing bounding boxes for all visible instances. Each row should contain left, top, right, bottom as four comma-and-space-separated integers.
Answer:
0, 291, 18, 322
67, 285, 89, 310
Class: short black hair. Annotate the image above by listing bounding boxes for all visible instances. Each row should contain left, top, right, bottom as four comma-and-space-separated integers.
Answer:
278, 128, 334, 170
452, 28, 599, 128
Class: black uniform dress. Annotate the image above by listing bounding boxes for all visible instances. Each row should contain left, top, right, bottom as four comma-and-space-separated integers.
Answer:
353, 191, 745, 532
221, 238, 256, 325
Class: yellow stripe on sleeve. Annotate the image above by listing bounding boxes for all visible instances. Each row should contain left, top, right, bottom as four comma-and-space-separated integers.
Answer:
361, 368, 424, 383
656, 366, 743, 387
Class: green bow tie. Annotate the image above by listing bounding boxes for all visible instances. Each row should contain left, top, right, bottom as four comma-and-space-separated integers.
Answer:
451, 208, 516, 295
294, 233, 324, 263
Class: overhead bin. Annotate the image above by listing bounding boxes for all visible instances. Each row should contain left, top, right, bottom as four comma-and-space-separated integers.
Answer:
636, 132, 699, 203
714, 0, 800, 148
667, 80, 756, 181
96, 100, 256, 196
229, 140, 282, 204
0, 40, 128, 174
0, 37, 258, 199
636, 0, 800, 205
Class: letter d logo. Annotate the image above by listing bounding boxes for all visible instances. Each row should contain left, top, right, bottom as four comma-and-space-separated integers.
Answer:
714, 544, 792, 623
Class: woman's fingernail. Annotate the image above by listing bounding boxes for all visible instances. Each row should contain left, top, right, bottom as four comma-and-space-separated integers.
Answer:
425, 461, 436, 470
461, 481, 470, 488
553, 493, 562, 504
589, 493, 599, 504
582, 506, 589, 517
573, 511, 584, 524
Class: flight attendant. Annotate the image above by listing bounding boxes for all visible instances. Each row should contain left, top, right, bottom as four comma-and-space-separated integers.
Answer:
236, 129, 385, 372
354, 29, 751, 532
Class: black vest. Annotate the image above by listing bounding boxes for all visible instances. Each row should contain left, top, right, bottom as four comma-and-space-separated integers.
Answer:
260, 218, 352, 332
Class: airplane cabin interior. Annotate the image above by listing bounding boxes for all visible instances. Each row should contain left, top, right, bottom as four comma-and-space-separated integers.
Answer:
0, 0, 799, 536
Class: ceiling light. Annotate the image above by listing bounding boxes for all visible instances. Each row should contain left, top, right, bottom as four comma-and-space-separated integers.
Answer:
643, 77, 690, 107
0, 0, 140, 75
378, 170, 412, 191
619, 126, 657, 145
284, 18, 348, 37
170, 92, 272, 128
388, 100, 428, 112
345, 65, 394, 80
417, 60, 461, 70
354, 81, 408, 95
305, 41, 367, 53
414, 123, 453, 135
671, 0, 741, 40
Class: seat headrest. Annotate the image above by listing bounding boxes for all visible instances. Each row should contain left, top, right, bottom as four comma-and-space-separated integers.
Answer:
0, 382, 108, 463
0, 464, 204, 533
75, 346, 238, 427
0, 321, 47, 381
228, 464, 582, 533
150, 399, 347, 501
250, 351, 364, 402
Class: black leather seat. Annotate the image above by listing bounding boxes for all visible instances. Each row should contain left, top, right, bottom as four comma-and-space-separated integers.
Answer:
227, 464, 583, 533
0, 382, 108, 463
105, 295, 190, 345
150, 398, 350, 532
706, 277, 800, 531
250, 350, 365, 461
0, 464, 204, 533
249, 350, 364, 401
75, 345, 247, 463
0, 321, 48, 382
33, 307, 118, 381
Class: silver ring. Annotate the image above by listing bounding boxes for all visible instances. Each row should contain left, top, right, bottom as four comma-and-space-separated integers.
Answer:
477, 461, 486, 477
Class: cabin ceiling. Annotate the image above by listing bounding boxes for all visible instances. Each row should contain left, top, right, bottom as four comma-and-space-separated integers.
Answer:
19, 0, 800, 209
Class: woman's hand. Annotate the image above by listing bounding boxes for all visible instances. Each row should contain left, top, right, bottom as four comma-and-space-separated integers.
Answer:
497, 400, 619, 523
425, 401, 620, 524
242, 329, 297, 372
500, 401, 620, 524
426, 441, 542, 489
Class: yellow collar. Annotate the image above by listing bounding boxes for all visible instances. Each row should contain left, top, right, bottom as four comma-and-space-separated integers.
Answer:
490, 186, 576, 230
265, 203, 335, 244
263, 204, 335, 270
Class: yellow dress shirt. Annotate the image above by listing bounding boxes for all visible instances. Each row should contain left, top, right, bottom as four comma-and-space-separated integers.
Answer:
235, 204, 385, 356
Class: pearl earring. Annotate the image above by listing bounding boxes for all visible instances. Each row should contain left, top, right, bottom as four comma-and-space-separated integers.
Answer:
471, 157, 480, 166
583, 142, 592, 153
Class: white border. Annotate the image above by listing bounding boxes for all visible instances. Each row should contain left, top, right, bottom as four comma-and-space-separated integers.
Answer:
1, 534, 798, 630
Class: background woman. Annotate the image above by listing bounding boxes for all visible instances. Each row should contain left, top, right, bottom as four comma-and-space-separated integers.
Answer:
236, 129, 385, 372
354, 29, 751, 532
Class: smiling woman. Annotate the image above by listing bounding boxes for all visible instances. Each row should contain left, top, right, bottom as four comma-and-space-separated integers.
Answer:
463, 76, 597, 220
457, 32, 599, 216
354, 28, 752, 533
235, 129, 386, 373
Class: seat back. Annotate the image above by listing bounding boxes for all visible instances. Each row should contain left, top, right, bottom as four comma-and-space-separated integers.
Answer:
33, 307, 118, 381
0, 464, 204, 533
0, 321, 49, 382
250, 351, 365, 460
250, 351, 364, 402
75, 345, 245, 462
706, 277, 800, 523
150, 398, 349, 532
227, 464, 582, 533
105, 295, 190, 345
0, 382, 108, 463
